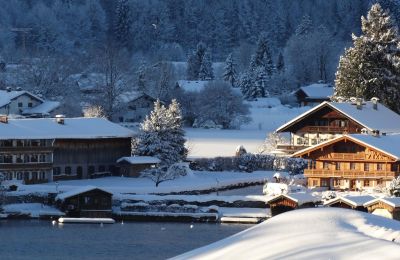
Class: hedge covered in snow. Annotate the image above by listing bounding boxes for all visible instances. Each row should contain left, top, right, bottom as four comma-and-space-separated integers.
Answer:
190, 153, 306, 174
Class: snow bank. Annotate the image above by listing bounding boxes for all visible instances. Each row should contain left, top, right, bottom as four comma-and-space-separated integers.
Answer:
172, 208, 400, 259
2, 203, 64, 218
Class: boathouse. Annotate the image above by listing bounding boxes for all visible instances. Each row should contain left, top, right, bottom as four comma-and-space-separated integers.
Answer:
364, 197, 400, 220
116, 156, 161, 177
266, 193, 319, 216
324, 195, 375, 212
55, 186, 113, 218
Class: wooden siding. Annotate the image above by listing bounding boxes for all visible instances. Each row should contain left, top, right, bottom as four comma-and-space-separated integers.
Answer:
304, 169, 396, 179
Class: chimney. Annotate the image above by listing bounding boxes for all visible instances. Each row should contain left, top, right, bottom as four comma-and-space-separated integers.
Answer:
356, 98, 362, 110
371, 97, 379, 110
337, 97, 345, 103
55, 114, 65, 125
0, 115, 8, 124
6, 87, 11, 92
372, 130, 380, 137
350, 97, 357, 104
16, 87, 22, 91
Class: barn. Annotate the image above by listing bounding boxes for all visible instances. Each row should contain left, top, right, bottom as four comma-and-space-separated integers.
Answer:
55, 186, 113, 218
116, 156, 161, 177
324, 195, 375, 212
364, 197, 400, 220
266, 193, 319, 216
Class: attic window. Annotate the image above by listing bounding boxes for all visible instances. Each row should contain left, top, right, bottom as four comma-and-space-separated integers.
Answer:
18, 102, 23, 107
28, 102, 33, 107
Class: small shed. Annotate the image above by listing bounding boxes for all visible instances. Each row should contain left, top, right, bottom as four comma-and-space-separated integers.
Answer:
364, 198, 400, 220
117, 156, 161, 177
266, 193, 319, 216
56, 186, 113, 218
294, 83, 334, 107
324, 195, 375, 212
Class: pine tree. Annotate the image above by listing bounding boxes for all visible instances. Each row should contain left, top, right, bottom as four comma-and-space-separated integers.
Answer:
254, 67, 268, 97
239, 71, 265, 100
114, 0, 132, 49
335, 4, 400, 112
131, 99, 188, 167
238, 72, 254, 100
223, 53, 237, 87
198, 49, 214, 80
276, 52, 285, 73
250, 33, 275, 77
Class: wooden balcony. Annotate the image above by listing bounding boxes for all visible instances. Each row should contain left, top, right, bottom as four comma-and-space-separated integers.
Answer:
300, 126, 358, 133
304, 169, 397, 179
320, 153, 365, 161
275, 144, 309, 153
0, 162, 53, 170
0, 146, 53, 152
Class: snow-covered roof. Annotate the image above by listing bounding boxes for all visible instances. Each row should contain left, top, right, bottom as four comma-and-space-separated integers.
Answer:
364, 197, 400, 208
266, 193, 319, 205
119, 91, 156, 104
74, 73, 105, 91
22, 101, 60, 116
293, 134, 400, 161
56, 186, 112, 201
297, 83, 334, 99
0, 117, 135, 140
177, 80, 209, 93
276, 101, 400, 133
117, 156, 161, 165
325, 195, 375, 207
0, 90, 43, 108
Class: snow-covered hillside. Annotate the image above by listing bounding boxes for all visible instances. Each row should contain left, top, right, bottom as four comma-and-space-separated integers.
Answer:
173, 208, 400, 259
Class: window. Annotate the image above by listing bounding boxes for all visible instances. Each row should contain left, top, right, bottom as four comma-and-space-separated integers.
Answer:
53, 167, 61, 176
312, 180, 318, 186
297, 138, 303, 145
99, 165, 106, 172
28, 102, 33, 108
377, 179, 383, 186
39, 154, 46, 162
323, 162, 329, 170
334, 179, 341, 186
18, 102, 23, 107
377, 163, 384, 171
311, 139, 317, 145
364, 163, 370, 171
119, 117, 124, 122
364, 180, 370, 187
321, 179, 329, 187
350, 162, 356, 170
309, 160, 316, 169
88, 166, 95, 175
335, 162, 341, 170
65, 167, 71, 175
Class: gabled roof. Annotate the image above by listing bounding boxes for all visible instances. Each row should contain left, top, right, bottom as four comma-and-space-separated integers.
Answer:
22, 101, 60, 116
296, 83, 334, 99
0, 117, 135, 140
266, 193, 320, 205
117, 156, 161, 165
325, 195, 375, 207
276, 101, 400, 133
119, 91, 157, 104
56, 186, 112, 201
0, 90, 43, 108
364, 197, 400, 208
177, 80, 209, 93
292, 134, 400, 161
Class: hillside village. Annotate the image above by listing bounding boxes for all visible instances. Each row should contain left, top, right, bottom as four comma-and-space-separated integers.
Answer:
2, 1, 400, 259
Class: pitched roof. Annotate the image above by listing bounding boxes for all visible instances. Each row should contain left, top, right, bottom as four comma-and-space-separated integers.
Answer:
0, 90, 43, 108
177, 80, 209, 92
119, 91, 157, 103
0, 117, 135, 140
56, 186, 112, 201
364, 197, 400, 208
292, 134, 400, 161
117, 156, 161, 164
266, 193, 320, 205
296, 83, 334, 99
22, 101, 60, 116
325, 195, 375, 207
276, 101, 400, 134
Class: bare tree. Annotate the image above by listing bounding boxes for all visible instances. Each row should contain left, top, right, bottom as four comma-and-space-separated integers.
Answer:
83, 105, 106, 118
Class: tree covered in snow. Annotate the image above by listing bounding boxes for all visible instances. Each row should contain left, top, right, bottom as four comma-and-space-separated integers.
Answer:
258, 132, 289, 154
114, 0, 132, 49
250, 33, 275, 76
131, 99, 188, 167
83, 105, 106, 118
187, 42, 214, 80
389, 176, 400, 196
223, 53, 237, 87
335, 4, 400, 113
195, 81, 250, 129
141, 163, 192, 187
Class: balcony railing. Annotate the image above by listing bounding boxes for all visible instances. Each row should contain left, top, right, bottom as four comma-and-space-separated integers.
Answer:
320, 153, 366, 161
304, 169, 397, 178
300, 126, 358, 133
0, 162, 53, 170
275, 144, 309, 153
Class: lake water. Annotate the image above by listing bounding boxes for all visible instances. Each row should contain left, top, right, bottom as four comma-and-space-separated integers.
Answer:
0, 220, 251, 260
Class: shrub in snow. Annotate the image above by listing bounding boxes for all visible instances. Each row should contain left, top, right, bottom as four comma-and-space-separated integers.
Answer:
141, 168, 177, 187
321, 191, 337, 201
258, 132, 289, 154
83, 105, 106, 118
389, 176, 400, 197
263, 183, 288, 196
167, 163, 193, 177
235, 145, 247, 157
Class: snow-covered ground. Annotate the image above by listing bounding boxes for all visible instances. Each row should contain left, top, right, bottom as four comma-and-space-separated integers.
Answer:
186, 98, 309, 158
172, 208, 400, 259
11, 171, 274, 195
2, 203, 64, 218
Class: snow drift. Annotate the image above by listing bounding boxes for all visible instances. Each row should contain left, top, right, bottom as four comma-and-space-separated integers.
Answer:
172, 208, 400, 259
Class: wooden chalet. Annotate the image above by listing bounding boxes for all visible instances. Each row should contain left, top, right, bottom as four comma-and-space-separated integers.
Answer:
324, 195, 375, 212
275, 99, 400, 154
0, 117, 135, 184
293, 135, 400, 190
294, 83, 333, 107
117, 156, 161, 177
266, 193, 319, 216
55, 186, 113, 218
364, 198, 400, 220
